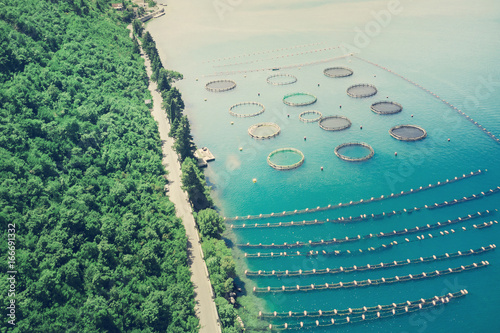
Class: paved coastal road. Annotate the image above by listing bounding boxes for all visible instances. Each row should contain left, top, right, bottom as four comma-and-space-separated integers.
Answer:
134, 29, 222, 333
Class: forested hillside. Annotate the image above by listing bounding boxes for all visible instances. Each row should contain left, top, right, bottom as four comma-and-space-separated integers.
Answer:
0, 1, 198, 332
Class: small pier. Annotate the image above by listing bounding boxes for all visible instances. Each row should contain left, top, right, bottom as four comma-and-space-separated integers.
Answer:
195, 147, 215, 168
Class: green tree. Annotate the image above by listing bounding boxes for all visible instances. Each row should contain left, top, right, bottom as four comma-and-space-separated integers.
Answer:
173, 115, 195, 161
181, 157, 213, 209
196, 208, 225, 239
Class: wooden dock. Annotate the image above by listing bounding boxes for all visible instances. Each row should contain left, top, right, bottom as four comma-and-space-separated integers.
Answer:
195, 147, 215, 168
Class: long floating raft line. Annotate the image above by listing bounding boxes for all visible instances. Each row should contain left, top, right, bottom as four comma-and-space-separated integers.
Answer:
244, 219, 497, 259
237, 210, 494, 248
233, 186, 499, 230
258, 289, 468, 318
245, 244, 495, 277
258, 290, 468, 331
252, 262, 488, 293
353, 55, 500, 145
225, 170, 484, 221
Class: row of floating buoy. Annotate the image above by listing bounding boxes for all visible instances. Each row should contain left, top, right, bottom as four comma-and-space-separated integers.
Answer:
212, 54, 351, 77
225, 170, 484, 221
245, 244, 496, 277
214, 46, 342, 68
252, 262, 488, 293
259, 290, 469, 318
262, 291, 467, 330
231, 188, 496, 230
243, 219, 497, 258
236, 208, 492, 244
203, 42, 325, 63
353, 55, 500, 145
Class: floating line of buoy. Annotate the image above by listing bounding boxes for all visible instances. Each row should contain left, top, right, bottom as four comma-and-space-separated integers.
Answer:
214, 46, 341, 68
225, 170, 484, 221
245, 245, 495, 277
258, 289, 468, 318
243, 221, 496, 258
251, 263, 487, 293
203, 42, 325, 63
237, 210, 494, 247
231, 186, 498, 230
353, 55, 500, 145
258, 290, 467, 330
208, 54, 352, 77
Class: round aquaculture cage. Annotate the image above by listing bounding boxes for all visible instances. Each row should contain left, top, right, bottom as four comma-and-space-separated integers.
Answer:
370, 101, 403, 115
319, 116, 352, 131
267, 74, 298, 86
335, 142, 374, 162
299, 110, 323, 123
205, 79, 236, 92
283, 92, 317, 106
323, 67, 354, 78
248, 122, 281, 139
347, 84, 378, 98
229, 102, 265, 118
389, 125, 427, 141
267, 148, 305, 170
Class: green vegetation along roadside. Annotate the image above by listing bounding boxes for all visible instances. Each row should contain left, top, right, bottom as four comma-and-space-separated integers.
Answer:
0, 1, 198, 332
136, 19, 268, 333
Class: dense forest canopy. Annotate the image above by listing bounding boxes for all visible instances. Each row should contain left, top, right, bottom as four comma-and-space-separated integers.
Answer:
0, 0, 198, 332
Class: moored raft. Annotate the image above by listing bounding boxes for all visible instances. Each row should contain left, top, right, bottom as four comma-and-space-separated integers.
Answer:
252, 263, 488, 293
245, 245, 495, 277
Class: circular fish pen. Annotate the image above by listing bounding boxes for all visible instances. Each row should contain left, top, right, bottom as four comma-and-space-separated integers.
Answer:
229, 102, 265, 118
248, 122, 281, 139
266, 74, 297, 85
267, 148, 305, 170
390, 125, 427, 141
299, 110, 322, 123
205, 79, 236, 92
335, 142, 375, 162
347, 84, 378, 98
283, 92, 317, 106
319, 116, 352, 131
323, 66, 354, 78
370, 101, 403, 115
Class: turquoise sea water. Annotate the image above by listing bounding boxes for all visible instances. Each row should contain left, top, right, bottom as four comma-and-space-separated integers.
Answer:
149, 1, 500, 331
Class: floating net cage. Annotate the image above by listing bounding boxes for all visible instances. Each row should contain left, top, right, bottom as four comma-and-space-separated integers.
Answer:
323, 67, 354, 78
267, 148, 305, 170
389, 125, 427, 141
266, 74, 298, 86
335, 142, 374, 162
347, 84, 378, 98
248, 122, 281, 139
319, 116, 352, 131
371, 101, 403, 115
283, 92, 317, 106
229, 102, 265, 118
299, 110, 323, 123
205, 79, 236, 92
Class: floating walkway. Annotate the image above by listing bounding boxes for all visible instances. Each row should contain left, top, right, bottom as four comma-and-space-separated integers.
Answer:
353, 55, 500, 145
252, 262, 488, 293
243, 219, 497, 258
245, 245, 495, 277
237, 211, 495, 248
259, 290, 468, 331
259, 289, 468, 319
230, 187, 499, 229
224, 170, 484, 221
